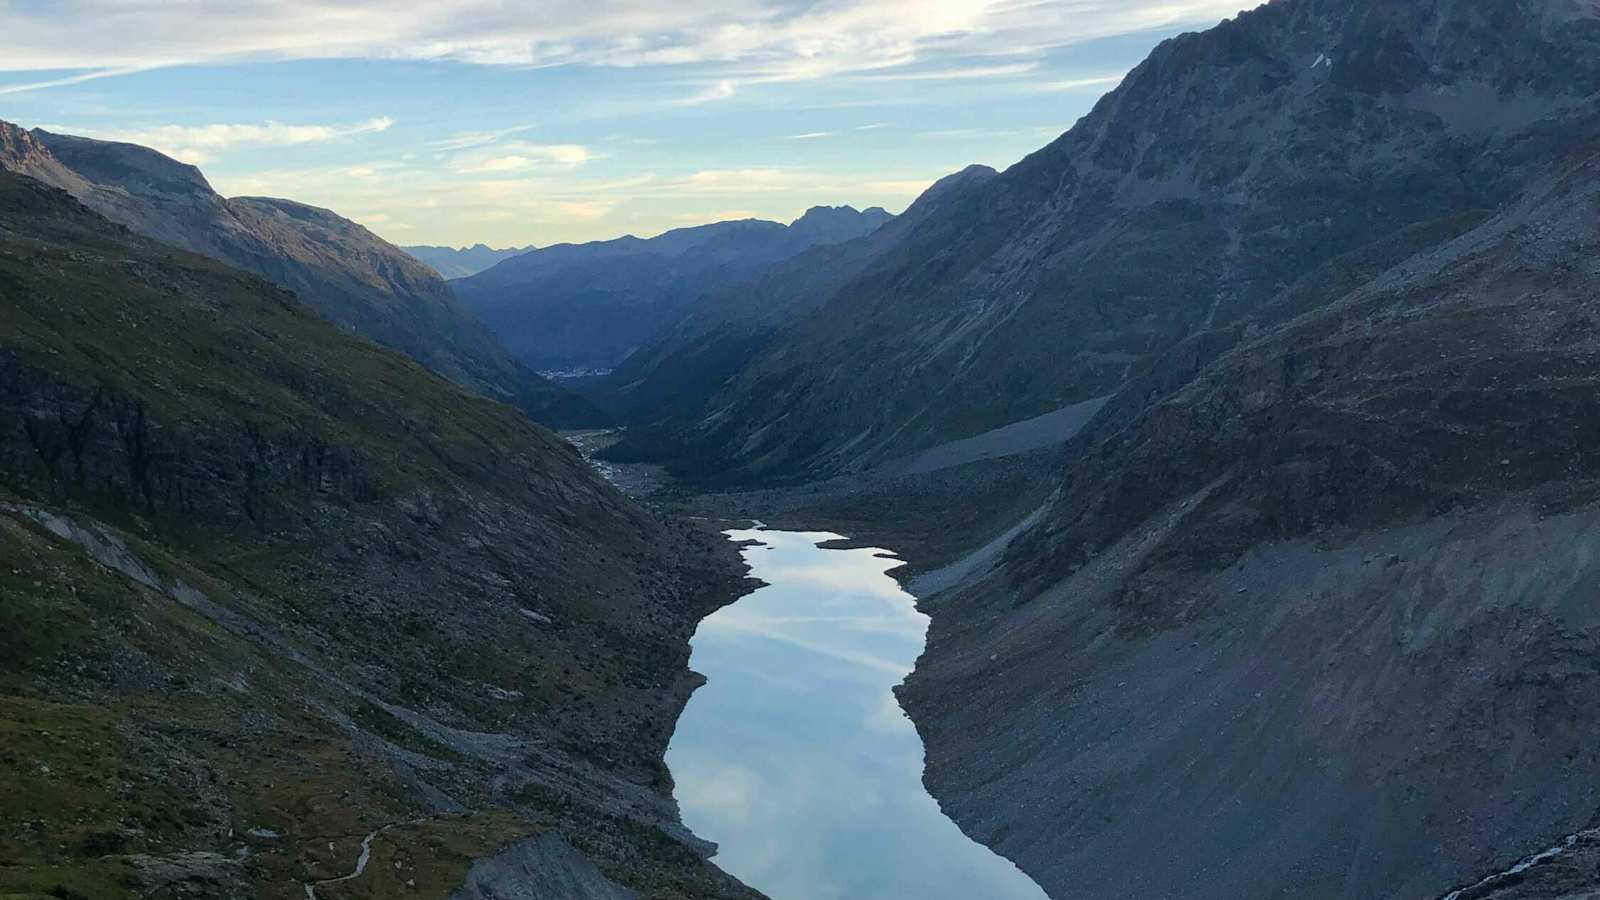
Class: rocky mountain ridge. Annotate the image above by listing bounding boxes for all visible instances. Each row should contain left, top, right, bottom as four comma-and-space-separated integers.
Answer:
451, 205, 892, 375
0, 120, 602, 427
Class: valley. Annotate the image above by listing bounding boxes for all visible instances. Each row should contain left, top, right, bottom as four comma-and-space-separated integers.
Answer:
5, 0, 1600, 897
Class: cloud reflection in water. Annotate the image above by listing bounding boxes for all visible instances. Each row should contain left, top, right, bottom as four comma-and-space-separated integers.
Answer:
666, 528, 1047, 900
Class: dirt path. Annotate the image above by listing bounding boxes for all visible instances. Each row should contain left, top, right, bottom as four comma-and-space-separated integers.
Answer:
302, 819, 425, 899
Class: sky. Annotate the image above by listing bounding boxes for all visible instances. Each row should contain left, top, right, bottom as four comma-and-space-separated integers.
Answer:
0, 0, 1253, 248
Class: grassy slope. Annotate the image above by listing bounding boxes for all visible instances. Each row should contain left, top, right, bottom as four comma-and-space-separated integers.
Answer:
0, 172, 757, 900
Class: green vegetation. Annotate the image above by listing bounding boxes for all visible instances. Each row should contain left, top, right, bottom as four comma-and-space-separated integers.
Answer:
0, 172, 756, 898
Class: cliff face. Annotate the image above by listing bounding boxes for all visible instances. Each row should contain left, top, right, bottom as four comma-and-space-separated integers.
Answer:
883, 3, 1600, 896
0, 172, 757, 899
0, 121, 602, 427
645, 0, 1600, 485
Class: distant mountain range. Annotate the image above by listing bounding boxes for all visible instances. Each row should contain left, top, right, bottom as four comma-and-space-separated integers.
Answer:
402, 243, 535, 279
451, 205, 892, 375
0, 121, 602, 427
596, 168, 992, 425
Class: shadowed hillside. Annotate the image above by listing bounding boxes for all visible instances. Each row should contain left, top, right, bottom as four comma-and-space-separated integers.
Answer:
0, 170, 759, 900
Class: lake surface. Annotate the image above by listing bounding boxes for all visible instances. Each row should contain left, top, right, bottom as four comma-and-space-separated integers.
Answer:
666, 527, 1048, 900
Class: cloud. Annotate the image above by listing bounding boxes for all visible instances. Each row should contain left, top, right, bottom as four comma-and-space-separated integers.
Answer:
670, 168, 807, 194
552, 199, 614, 220
861, 178, 938, 196
699, 614, 912, 676
671, 759, 765, 827
449, 141, 592, 174
1028, 72, 1128, 91
43, 117, 394, 164
854, 61, 1039, 81
672, 79, 739, 106
785, 131, 833, 140
672, 208, 762, 224
0, 65, 158, 95
0, 2, 1254, 85
917, 125, 1065, 141
427, 125, 536, 152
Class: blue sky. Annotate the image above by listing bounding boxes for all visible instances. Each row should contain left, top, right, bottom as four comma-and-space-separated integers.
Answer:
0, 0, 1252, 247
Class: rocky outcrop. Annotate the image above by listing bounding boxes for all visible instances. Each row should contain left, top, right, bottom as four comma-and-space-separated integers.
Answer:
449, 833, 640, 900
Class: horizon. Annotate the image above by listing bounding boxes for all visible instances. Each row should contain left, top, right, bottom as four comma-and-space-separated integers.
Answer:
0, 0, 1250, 248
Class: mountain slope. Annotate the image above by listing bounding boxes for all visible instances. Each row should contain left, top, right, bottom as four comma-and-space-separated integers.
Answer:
901, 139, 1600, 900
0, 120, 601, 426
599, 167, 996, 427
452, 206, 892, 374
403, 243, 535, 279
645, 0, 1600, 484
0, 171, 755, 899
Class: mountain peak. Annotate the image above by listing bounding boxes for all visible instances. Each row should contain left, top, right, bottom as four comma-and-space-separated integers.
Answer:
33, 127, 215, 197
787, 204, 895, 243
0, 119, 41, 165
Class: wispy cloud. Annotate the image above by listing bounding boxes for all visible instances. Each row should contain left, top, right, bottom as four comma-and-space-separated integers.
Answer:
917, 125, 1064, 141
205, 153, 950, 248
672, 79, 739, 106
39, 117, 394, 164
0, 65, 157, 95
785, 131, 834, 140
860, 178, 938, 196
1028, 73, 1128, 91
854, 61, 1038, 81
0, 1, 1251, 83
427, 124, 537, 152
552, 199, 615, 220
670, 168, 806, 194
450, 141, 592, 174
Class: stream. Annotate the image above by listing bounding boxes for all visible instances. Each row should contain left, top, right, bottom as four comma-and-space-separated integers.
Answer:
665, 526, 1047, 900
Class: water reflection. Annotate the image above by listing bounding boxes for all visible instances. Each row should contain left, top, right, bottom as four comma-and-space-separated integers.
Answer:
666, 528, 1048, 900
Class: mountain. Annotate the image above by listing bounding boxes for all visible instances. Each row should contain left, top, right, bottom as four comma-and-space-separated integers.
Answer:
900, 140, 1600, 900
403, 243, 535, 279
0, 120, 602, 427
629, 0, 1600, 485
0, 170, 757, 899
593, 0, 1600, 896
615, 0, 1600, 897
451, 206, 893, 375
600, 168, 995, 426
